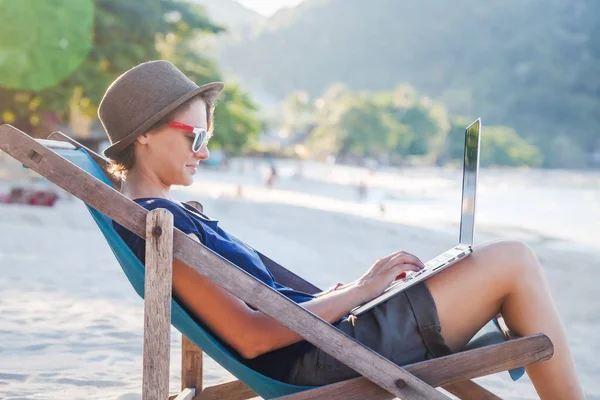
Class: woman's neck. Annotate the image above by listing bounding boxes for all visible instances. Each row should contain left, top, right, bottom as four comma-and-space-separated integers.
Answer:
120, 168, 173, 201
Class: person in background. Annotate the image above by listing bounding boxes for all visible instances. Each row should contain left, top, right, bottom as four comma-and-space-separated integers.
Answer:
266, 159, 278, 188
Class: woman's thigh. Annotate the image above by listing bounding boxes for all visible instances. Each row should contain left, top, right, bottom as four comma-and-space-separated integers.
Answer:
424, 239, 526, 352
285, 283, 449, 386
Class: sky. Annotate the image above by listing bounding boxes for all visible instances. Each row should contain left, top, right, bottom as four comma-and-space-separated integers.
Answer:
235, 0, 306, 16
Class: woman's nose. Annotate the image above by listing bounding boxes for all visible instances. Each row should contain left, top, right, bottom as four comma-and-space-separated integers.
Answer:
194, 145, 210, 160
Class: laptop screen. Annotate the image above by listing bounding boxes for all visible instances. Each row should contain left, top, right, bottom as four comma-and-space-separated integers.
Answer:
459, 119, 481, 245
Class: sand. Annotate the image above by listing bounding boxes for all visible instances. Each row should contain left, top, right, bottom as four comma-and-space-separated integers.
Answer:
0, 159, 598, 399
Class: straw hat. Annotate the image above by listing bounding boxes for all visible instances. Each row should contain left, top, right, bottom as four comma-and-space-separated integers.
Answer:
98, 60, 224, 158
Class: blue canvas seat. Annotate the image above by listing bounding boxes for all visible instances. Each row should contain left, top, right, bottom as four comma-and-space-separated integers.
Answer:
55, 147, 524, 398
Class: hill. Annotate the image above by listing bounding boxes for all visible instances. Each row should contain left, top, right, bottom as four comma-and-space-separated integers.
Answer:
215, 0, 600, 167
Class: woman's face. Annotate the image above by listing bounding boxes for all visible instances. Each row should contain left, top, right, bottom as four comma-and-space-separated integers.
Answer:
137, 98, 211, 187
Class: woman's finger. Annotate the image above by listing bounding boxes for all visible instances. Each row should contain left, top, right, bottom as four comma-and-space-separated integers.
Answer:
380, 249, 408, 263
402, 253, 426, 269
372, 250, 408, 272
389, 253, 424, 270
400, 262, 421, 273
385, 263, 417, 282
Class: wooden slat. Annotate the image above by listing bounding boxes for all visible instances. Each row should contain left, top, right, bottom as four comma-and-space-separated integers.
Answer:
275, 376, 392, 400
173, 388, 196, 400
407, 333, 552, 387
1, 124, 445, 399
182, 335, 203, 391
277, 333, 552, 400
143, 209, 175, 400
443, 380, 501, 400
194, 380, 256, 400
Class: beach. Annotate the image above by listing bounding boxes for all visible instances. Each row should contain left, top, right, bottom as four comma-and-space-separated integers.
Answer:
1, 157, 599, 399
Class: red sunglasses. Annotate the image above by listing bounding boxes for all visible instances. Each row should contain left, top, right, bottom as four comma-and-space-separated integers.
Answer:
168, 122, 209, 153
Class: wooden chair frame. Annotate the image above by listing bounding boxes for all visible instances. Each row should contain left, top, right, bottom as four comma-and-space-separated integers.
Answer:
0, 124, 553, 400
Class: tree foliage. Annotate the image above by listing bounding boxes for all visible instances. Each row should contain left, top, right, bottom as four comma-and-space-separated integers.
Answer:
444, 122, 543, 167
0, 0, 93, 91
0, 0, 261, 151
300, 83, 544, 167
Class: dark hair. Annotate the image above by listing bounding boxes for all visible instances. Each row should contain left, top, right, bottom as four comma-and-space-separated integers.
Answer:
106, 89, 220, 181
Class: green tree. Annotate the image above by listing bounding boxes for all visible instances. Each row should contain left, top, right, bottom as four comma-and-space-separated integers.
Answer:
211, 83, 261, 152
0, 0, 261, 153
337, 99, 401, 157
481, 126, 543, 167
443, 117, 472, 161
308, 84, 350, 154
1, 0, 221, 135
281, 90, 313, 136
0, 0, 93, 91
398, 105, 439, 155
443, 120, 543, 167
307, 84, 450, 161
156, 2, 260, 152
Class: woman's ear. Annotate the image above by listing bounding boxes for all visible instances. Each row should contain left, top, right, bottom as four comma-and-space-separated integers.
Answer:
136, 132, 149, 145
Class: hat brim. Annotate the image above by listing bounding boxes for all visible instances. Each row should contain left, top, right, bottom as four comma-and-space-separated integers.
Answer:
102, 81, 224, 159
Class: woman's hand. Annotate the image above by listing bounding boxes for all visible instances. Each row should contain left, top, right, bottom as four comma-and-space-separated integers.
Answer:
352, 250, 425, 303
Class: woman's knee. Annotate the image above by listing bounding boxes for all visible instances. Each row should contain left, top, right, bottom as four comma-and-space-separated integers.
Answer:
480, 239, 543, 280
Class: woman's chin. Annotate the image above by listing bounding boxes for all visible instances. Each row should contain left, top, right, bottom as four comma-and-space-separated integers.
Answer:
171, 175, 193, 187
182, 174, 195, 186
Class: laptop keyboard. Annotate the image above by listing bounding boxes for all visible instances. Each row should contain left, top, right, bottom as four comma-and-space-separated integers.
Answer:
405, 252, 458, 282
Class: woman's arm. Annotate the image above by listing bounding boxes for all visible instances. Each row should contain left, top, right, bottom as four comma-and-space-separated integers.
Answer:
174, 233, 423, 359
313, 282, 345, 297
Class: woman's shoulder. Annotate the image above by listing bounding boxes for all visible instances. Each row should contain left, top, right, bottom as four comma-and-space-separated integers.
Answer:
109, 197, 196, 231
134, 197, 177, 208
136, 197, 201, 222
133, 197, 188, 214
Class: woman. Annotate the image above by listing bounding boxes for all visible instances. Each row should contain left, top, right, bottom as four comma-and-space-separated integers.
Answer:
100, 61, 584, 399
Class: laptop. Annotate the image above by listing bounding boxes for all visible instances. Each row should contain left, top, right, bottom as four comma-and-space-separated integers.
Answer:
351, 118, 482, 316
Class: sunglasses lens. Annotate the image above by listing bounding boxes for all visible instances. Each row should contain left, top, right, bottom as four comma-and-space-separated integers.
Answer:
192, 131, 207, 152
